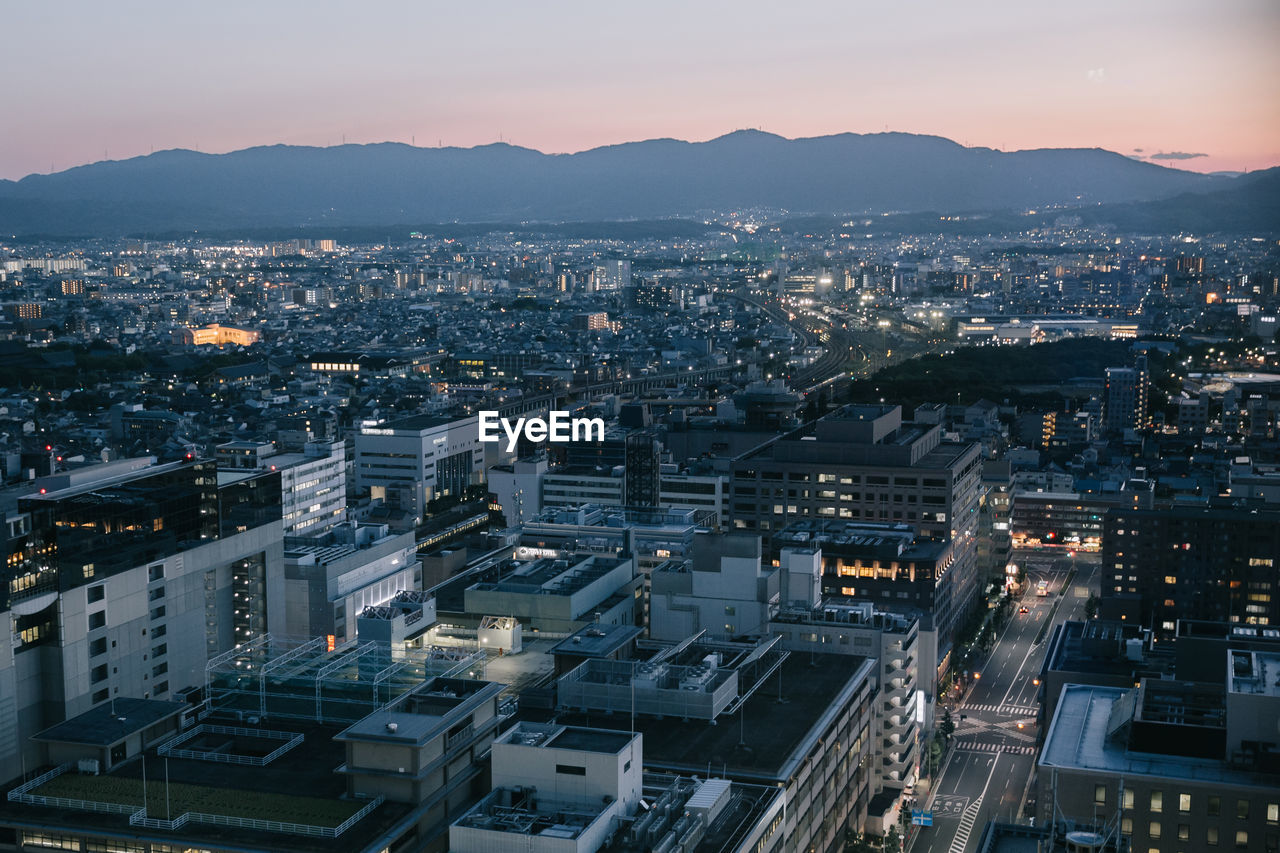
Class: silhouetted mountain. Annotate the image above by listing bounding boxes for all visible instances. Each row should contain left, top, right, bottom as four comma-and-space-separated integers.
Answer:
1073, 166, 1280, 234
0, 131, 1230, 236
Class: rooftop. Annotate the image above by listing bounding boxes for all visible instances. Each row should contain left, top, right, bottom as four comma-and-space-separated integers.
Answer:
1229, 650, 1280, 698
550, 623, 643, 659
4, 716, 410, 853
1039, 684, 1274, 788
338, 677, 503, 747
558, 651, 872, 782
32, 698, 187, 747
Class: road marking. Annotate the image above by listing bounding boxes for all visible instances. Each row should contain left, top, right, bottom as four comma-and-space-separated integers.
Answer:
947, 758, 999, 853
953, 739, 1037, 755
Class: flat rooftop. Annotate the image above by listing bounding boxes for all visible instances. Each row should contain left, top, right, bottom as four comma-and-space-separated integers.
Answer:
1229, 650, 1280, 697
1040, 684, 1271, 788
33, 698, 186, 746
3, 716, 410, 853
547, 726, 635, 754
558, 652, 871, 782
550, 623, 643, 659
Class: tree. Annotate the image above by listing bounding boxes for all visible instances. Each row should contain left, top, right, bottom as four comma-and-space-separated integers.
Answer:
1085, 595, 1100, 620
884, 825, 902, 853
940, 709, 956, 739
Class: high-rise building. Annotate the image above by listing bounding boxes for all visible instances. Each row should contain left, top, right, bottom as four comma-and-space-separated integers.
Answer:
1, 460, 283, 783
1103, 354, 1150, 433
1101, 504, 1280, 637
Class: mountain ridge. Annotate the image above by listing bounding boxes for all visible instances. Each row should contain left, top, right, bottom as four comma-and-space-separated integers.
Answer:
0, 131, 1234, 236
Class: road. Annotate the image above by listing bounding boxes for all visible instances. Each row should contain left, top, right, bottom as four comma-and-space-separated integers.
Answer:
907, 555, 1099, 853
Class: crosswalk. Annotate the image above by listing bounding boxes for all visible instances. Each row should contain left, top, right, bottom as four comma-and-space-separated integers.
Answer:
959, 703, 1037, 716
948, 794, 984, 853
953, 739, 1037, 756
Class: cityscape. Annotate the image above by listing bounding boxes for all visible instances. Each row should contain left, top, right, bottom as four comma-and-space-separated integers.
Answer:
1, 4, 1279, 853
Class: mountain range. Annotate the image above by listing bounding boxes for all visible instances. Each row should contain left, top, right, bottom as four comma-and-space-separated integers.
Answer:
0, 130, 1263, 236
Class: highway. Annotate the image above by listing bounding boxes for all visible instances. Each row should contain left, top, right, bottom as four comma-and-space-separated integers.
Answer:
908, 555, 1099, 853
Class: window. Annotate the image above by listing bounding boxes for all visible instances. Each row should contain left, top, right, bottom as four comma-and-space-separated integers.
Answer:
1122, 818, 1133, 835
555, 764, 586, 776
149, 564, 164, 582
1179, 793, 1191, 812
1151, 791, 1163, 813
725, 606, 736, 615
1095, 785, 1107, 806
1209, 796, 1221, 817
1208, 827, 1219, 846
152, 662, 167, 677
89, 638, 107, 657
1149, 822, 1161, 839
92, 688, 109, 703
88, 611, 106, 630
1268, 803, 1279, 823
1237, 831, 1249, 849
155, 680, 169, 694
1178, 825, 1190, 841
88, 585, 105, 603
1125, 789, 1135, 809
1240, 801, 1251, 821
91, 664, 108, 684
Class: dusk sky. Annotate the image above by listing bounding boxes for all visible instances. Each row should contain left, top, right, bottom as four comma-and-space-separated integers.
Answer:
5, 0, 1278, 181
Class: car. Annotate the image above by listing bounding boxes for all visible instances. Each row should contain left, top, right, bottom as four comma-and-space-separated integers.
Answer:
1019, 606, 1029, 614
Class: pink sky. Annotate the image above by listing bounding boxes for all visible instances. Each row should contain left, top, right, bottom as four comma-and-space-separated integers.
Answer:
3, 0, 1277, 180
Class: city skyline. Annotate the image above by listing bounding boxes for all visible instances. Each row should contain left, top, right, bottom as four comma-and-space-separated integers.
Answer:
3, 0, 1278, 180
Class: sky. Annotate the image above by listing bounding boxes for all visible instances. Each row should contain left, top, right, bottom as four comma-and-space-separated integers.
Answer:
3, 0, 1278, 180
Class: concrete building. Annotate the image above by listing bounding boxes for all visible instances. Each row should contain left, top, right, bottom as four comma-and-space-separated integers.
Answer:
462, 553, 641, 634
282, 522, 419, 643
450, 723, 642, 853
1038, 680, 1280, 853
488, 456, 548, 526
451, 722, 784, 853
1, 460, 284, 785
355, 413, 484, 520
648, 534, 778, 642
518, 505, 711, 575
557, 638, 877, 853
729, 404, 982, 655
769, 520, 951, 676
336, 676, 505, 831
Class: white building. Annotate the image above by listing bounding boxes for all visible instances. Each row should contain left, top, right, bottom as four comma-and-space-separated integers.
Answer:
282, 522, 418, 643
355, 413, 484, 520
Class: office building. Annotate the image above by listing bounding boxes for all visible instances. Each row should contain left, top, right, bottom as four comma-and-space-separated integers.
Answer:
1, 460, 283, 784
770, 520, 952, 676
355, 413, 484, 520
556, 636, 877, 853
1101, 504, 1280, 637
1038, 678, 1280, 853
219, 439, 347, 536
282, 522, 419, 643
729, 404, 982, 653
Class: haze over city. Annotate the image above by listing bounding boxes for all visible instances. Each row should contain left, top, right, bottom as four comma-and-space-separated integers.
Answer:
4, 0, 1279, 180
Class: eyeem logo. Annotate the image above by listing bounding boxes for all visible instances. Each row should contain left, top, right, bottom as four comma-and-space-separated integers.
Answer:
478, 411, 605, 452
